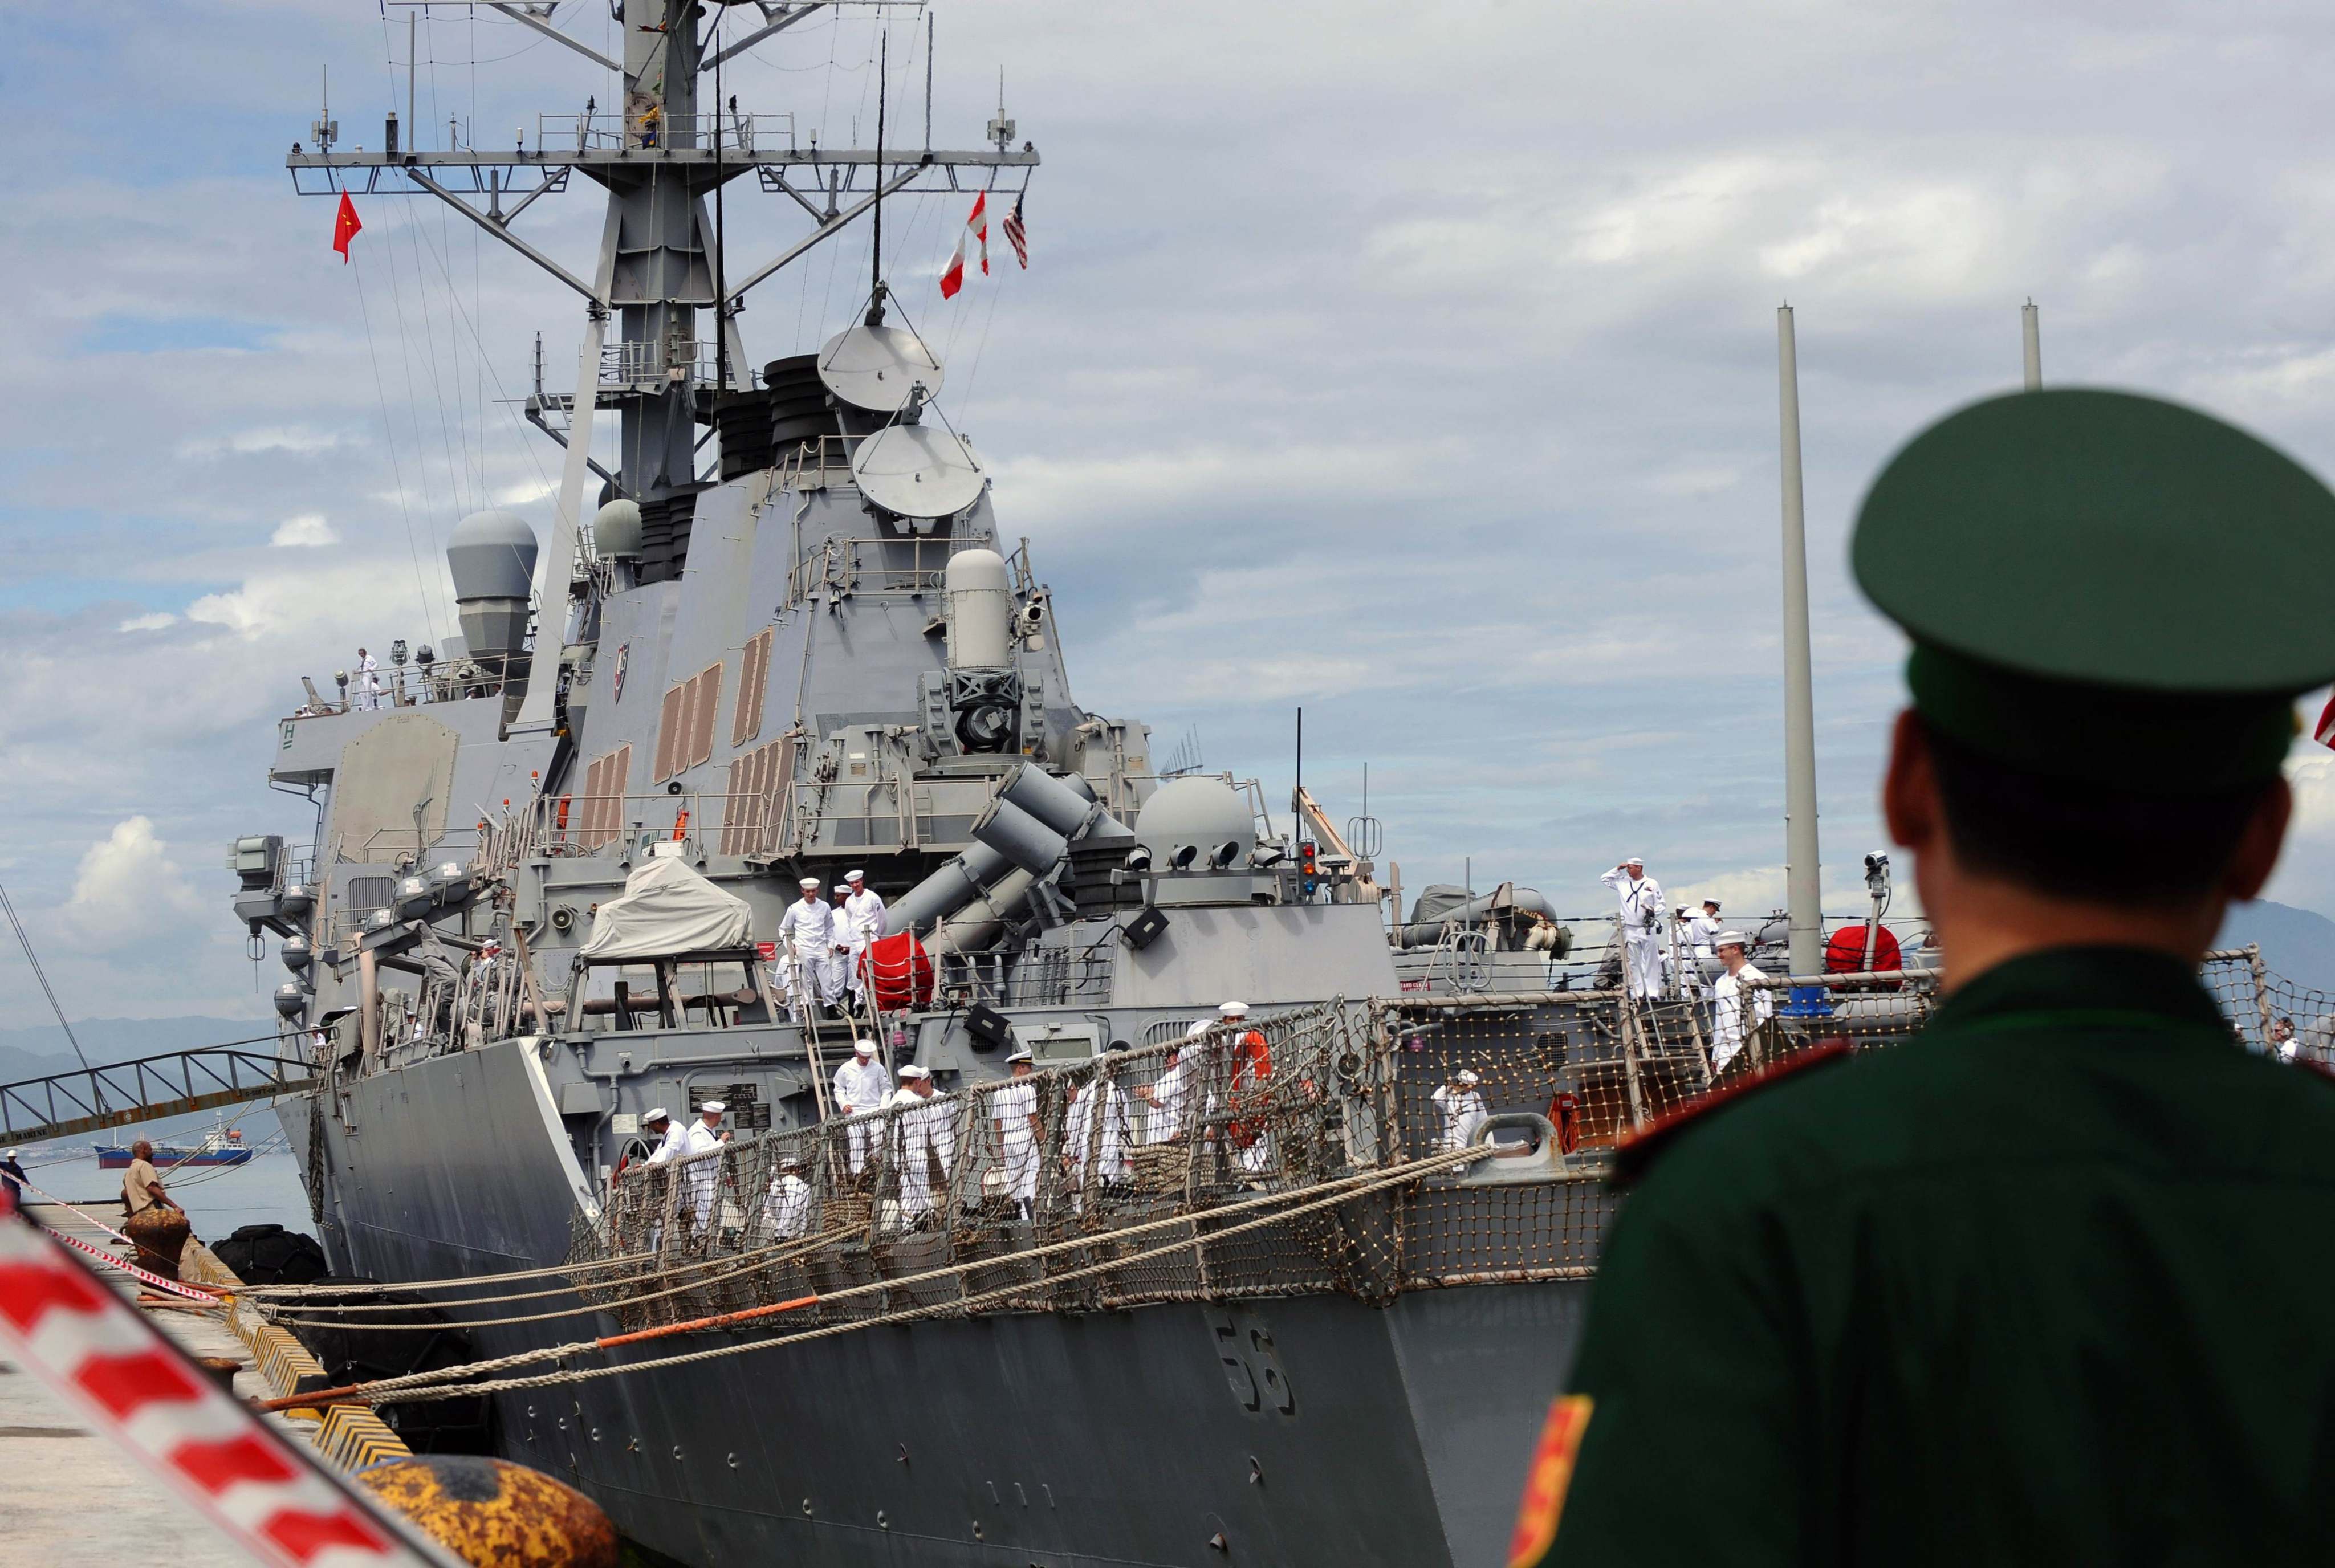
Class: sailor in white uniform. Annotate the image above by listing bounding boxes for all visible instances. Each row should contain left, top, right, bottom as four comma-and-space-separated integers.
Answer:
762, 1154, 813, 1241
1062, 1063, 1132, 1200
356, 647, 382, 710
886, 1064, 954, 1223
777, 877, 843, 1016
1685, 900, 1724, 960
642, 1107, 685, 1166
1601, 857, 1669, 1000
1431, 1068, 1490, 1152
1136, 1023, 1207, 1146
831, 1039, 890, 1175
989, 1048, 1043, 1218
839, 870, 886, 1007
1708, 931, 1775, 1074
683, 1100, 730, 1236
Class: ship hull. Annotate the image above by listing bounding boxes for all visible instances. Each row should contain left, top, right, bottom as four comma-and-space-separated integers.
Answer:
283, 1041, 1589, 1567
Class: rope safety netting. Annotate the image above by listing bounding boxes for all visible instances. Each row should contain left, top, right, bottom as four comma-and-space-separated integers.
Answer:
254, 950, 2312, 1407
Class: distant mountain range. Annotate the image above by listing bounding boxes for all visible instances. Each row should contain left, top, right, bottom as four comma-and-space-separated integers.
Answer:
0, 1012, 281, 1153
2216, 900, 2335, 999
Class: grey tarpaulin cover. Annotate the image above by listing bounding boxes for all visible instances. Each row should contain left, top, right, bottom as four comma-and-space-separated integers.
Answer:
578, 853, 752, 959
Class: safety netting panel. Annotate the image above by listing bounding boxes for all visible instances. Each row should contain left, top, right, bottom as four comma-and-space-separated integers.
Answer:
563, 949, 2305, 1330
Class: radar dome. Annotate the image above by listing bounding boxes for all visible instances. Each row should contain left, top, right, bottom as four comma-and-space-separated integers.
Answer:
445, 510, 537, 604
593, 498, 642, 560
1133, 777, 1255, 869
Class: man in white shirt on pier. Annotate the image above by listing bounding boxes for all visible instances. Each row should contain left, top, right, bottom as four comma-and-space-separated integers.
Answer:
831, 1039, 890, 1176
1708, 931, 1775, 1075
1600, 857, 1669, 1000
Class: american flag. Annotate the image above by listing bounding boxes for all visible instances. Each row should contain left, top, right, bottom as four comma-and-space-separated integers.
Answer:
1002, 193, 1029, 269
2317, 691, 2335, 751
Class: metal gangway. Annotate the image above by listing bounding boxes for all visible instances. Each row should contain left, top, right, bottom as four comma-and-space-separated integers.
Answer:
0, 1043, 318, 1147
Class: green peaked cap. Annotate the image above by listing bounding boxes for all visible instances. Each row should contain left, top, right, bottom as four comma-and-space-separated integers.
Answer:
1852, 388, 2335, 793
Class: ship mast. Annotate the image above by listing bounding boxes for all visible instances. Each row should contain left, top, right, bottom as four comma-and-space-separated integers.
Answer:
287, 0, 1037, 731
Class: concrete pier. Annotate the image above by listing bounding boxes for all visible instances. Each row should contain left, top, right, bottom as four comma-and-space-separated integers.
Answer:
0, 1201, 375, 1565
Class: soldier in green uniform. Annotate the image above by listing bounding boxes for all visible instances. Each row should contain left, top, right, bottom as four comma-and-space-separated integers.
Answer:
1510, 388, 2335, 1568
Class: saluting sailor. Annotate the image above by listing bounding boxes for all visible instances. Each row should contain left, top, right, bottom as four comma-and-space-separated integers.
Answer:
1598, 857, 1667, 999
1514, 389, 2335, 1567
1430, 1068, 1488, 1152
1705, 931, 1773, 1074
830, 1038, 890, 1175
839, 870, 886, 1007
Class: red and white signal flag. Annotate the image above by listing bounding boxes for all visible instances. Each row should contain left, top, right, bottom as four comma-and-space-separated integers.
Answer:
1002, 193, 1029, 270
0, 1192, 455, 1568
939, 192, 989, 300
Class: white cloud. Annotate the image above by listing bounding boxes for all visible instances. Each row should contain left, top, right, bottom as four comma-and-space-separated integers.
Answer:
270, 513, 339, 548
117, 612, 177, 633
177, 426, 345, 460
59, 817, 206, 950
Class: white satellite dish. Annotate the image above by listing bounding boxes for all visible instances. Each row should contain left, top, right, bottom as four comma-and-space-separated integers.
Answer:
851, 423, 987, 518
816, 323, 945, 413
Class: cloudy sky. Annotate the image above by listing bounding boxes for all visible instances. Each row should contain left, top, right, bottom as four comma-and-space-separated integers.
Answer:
3, 0, 2332, 1021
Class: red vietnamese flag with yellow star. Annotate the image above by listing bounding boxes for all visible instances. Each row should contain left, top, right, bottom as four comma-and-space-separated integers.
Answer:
332, 192, 363, 262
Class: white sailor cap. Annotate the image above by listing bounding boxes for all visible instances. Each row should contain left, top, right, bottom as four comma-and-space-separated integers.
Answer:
1715, 930, 1748, 948
777, 1153, 804, 1168
1006, 1048, 1034, 1064
644, 1107, 670, 1122
1455, 1069, 1481, 1085
1625, 854, 1645, 865
1185, 1019, 1214, 1038
832, 883, 851, 893
845, 869, 865, 883
699, 1100, 727, 1114
897, 1063, 931, 1080
853, 1039, 877, 1056
1218, 1001, 1250, 1019
799, 877, 821, 890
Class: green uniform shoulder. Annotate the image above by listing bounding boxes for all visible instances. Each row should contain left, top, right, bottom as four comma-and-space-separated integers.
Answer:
1610, 1039, 1851, 1186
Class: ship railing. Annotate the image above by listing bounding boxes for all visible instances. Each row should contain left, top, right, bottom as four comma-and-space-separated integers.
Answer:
784, 525, 1003, 605
285, 659, 515, 722
1734, 943, 2328, 1068
534, 111, 792, 156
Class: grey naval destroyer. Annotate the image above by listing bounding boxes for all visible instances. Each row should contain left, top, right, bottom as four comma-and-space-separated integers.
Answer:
218, 5, 2081, 1564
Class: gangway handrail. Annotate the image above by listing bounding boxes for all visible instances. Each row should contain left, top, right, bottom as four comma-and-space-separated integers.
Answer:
0, 1045, 319, 1148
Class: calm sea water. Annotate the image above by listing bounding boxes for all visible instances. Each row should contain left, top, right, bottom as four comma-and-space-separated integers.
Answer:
22, 1150, 318, 1243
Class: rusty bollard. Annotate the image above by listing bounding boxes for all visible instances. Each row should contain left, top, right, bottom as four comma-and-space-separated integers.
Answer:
121, 1205, 192, 1281
357, 1455, 619, 1568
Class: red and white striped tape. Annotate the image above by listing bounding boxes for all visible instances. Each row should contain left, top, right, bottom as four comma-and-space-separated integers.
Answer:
0, 1191, 455, 1567
38, 1215, 227, 1304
